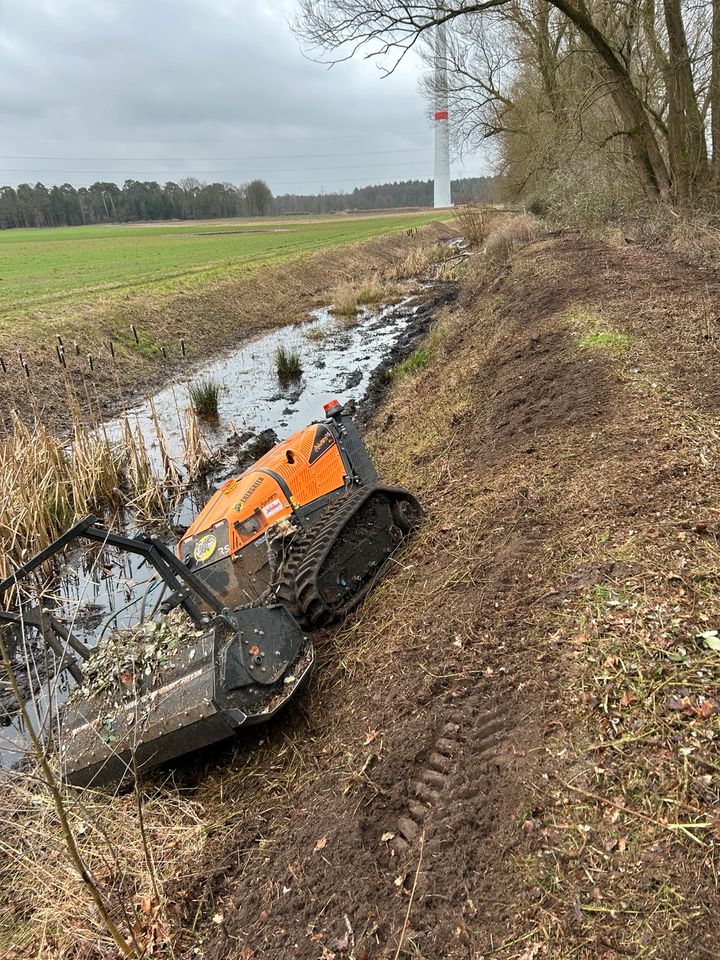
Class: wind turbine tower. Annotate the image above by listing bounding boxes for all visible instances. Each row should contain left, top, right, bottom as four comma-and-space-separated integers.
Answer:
433, 20, 451, 208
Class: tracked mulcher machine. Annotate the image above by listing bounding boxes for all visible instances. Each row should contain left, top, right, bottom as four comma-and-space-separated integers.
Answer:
0, 402, 420, 787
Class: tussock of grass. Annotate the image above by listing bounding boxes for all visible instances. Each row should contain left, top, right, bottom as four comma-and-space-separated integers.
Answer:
274, 344, 303, 380
188, 376, 221, 417
484, 213, 542, 261
303, 325, 327, 342
331, 274, 401, 317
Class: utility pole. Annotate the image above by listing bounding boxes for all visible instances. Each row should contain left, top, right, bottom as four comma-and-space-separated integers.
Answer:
433, 19, 451, 208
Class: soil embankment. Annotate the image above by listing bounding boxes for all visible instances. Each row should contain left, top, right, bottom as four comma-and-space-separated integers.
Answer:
178, 229, 720, 959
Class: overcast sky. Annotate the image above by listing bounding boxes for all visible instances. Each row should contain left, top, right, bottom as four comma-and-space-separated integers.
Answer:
0, 0, 486, 195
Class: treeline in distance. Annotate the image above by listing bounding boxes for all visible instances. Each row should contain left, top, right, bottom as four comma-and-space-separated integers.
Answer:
0, 175, 497, 229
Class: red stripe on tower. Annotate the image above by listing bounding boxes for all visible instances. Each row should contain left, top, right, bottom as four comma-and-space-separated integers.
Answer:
434, 110, 449, 120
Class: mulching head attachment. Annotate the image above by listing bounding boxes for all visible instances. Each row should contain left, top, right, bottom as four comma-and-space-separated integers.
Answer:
60, 605, 311, 788
0, 516, 313, 788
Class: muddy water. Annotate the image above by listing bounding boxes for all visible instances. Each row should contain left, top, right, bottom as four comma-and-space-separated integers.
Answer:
103, 293, 422, 485
0, 286, 443, 769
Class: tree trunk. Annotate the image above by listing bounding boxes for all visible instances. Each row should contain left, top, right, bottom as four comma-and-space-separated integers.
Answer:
662, 0, 709, 200
534, 2, 563, 122
712, 0, 720, 182
550, 0, 672, 202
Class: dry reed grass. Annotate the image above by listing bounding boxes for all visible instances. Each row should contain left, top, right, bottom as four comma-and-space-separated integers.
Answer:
0, 414, 124, 584
331, 274, 401, 317
183, 406, 214, 476
484, 213, 542, 261
0, 377, 214, 589
390, 241, 460, 281
0, 775, 205, 957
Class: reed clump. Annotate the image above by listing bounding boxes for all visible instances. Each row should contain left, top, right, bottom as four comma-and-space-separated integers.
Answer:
0, 414, 125, 583
0, 395, 190, 585
188, 376, 221, 418
274, 344, 303, 381
331, 274, 401, 317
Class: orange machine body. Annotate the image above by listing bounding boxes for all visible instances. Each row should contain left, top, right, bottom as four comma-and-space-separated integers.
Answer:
178, 422, 347, 571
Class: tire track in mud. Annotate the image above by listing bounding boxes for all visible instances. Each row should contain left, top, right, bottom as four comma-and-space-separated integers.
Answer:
387, 689, 515, 911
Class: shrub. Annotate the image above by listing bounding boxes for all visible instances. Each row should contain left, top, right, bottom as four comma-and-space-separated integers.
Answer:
454, 204, 487, 247
527, 197, 549, 217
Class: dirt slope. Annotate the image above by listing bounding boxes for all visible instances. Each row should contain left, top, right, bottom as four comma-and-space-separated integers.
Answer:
168, 230, 720, 959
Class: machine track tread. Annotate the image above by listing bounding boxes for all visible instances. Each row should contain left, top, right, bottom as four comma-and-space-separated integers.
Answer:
275, 484, 421, 628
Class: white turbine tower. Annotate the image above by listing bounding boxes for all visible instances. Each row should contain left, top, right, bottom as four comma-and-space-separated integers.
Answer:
433, 19, 451, 208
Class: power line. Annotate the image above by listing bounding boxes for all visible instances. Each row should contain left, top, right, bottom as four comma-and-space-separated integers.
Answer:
0, 160, 444, 178
0, 147, 431, 163
0, 129, 431, 144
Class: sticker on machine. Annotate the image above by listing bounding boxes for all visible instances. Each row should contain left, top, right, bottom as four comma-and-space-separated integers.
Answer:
193, 534, 217, 563
262, 498, 285, 519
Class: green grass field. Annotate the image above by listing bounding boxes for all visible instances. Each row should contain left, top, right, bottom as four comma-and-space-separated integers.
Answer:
0, 211, 448, 315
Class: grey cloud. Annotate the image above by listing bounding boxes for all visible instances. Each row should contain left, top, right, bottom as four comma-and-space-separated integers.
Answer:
0, 0, 481, 192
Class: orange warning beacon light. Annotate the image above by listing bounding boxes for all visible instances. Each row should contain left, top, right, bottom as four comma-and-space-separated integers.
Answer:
323, 398, 342, 418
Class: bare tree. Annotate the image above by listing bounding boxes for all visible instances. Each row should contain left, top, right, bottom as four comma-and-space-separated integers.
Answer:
294, 0, 717, 205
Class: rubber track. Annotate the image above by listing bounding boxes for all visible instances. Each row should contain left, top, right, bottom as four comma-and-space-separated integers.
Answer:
275, 484, 420, 628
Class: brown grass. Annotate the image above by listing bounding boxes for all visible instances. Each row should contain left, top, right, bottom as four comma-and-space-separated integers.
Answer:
484, 212, 542, 261
390, 241, 457, 280
331, 274, 402, 317
0, 776, 205, 957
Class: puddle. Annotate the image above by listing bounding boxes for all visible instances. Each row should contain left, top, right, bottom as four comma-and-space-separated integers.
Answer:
0, 274, 456, 770
192, 228, 293, 237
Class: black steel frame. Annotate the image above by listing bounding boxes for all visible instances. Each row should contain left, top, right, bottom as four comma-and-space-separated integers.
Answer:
0, 514, 225, 680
